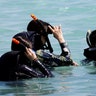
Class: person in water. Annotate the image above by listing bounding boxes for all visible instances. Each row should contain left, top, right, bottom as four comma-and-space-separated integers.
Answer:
11, 15, 78, 67
83, 29, 96, 62
0, 36, 53, 81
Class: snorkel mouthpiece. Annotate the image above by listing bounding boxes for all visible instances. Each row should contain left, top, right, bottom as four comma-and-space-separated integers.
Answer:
30, 14, 53, 53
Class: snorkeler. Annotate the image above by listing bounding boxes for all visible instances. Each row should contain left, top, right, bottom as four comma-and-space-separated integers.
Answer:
0, 36, 53, 81
11, 14, 78, 67
84, 29, 96, 61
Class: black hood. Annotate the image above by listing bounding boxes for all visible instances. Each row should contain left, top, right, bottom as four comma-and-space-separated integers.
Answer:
27, 19, 53, 53
27, 19, 53, 34
86, 30, 96, 47
11, 31, 44, 51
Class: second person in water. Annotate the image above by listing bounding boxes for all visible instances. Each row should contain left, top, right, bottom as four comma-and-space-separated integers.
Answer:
11, 14, 78, 67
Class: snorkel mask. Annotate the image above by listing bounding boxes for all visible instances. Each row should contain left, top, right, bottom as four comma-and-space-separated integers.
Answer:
27, 14, 53, 53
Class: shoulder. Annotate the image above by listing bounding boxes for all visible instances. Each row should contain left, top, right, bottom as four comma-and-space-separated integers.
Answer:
13, 31, 27, 38
0, 51, 20, 59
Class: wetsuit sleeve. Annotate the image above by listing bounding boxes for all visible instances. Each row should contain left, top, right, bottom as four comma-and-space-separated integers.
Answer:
60, 42, 71, 57
36, 49, 74, 66
32, 59, 53, 77
53, 42, 74, 66
17, 64, 45, 78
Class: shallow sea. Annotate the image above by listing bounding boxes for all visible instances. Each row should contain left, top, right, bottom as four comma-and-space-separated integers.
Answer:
0, 0, 96, 96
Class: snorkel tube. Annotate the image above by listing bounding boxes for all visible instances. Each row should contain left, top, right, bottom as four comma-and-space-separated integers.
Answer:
31, 14, 53, 53
12, 38, 26, 51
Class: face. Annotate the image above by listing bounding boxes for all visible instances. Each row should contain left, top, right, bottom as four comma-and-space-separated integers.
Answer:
40, 27, 50, 45
41, 36, 46, 44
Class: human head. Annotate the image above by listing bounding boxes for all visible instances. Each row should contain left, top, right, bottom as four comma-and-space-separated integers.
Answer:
11, 36, 32, 51
27, 19, 53, 52
27, 19, 53, 34
86, 30, 96, 47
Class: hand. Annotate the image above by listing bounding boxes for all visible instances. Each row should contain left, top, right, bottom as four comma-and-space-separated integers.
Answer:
25, 47, 37, 61
73, 61, 79, 66
48, 25, 65, 43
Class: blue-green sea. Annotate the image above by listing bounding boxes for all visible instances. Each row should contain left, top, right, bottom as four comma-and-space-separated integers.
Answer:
0, 0, 96, 96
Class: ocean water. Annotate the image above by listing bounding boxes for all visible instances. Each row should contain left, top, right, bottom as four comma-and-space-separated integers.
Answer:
0, 0, 96, 96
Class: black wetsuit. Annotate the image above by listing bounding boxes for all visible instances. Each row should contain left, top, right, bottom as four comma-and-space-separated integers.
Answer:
11, 31, 74, 67
0, 51, 52, 81
84, 47, 96, 61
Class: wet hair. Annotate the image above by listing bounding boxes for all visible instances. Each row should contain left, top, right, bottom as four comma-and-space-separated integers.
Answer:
27, 20, 53, 34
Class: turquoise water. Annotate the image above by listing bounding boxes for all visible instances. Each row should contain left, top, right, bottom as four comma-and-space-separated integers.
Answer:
0, 0, 96, 96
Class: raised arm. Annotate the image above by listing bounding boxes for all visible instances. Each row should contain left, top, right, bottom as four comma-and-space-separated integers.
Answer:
48, 25, 78, 66
48, 25, 65, 43
25, 48, 53, 77
48, 25, 70, 56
